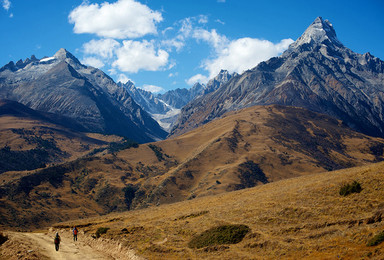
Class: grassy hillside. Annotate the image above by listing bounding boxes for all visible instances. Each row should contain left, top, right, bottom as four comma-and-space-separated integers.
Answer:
0, 99, 123, 173
55, 161, 384, 259
1, 105, 383, 229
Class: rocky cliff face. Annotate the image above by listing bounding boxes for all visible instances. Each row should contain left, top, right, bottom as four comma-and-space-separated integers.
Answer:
0, 49, 167, 143
170, 17, 384, 138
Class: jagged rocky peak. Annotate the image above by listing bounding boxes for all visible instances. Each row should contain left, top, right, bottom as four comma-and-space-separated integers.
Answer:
53, 48, 81, 64
214, 70, 232, 82
289, 17, 343, 49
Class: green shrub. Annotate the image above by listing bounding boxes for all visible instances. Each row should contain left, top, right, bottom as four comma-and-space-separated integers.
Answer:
108, 138, 138, 154
123, 184, 138, 209
95, 227, 110, 238
367, 231, 384, 246
339, 180, 362, 196
188, 224, 250, 249
148, 144, 168, 161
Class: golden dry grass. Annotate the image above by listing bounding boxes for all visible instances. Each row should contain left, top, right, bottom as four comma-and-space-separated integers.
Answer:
57, 161, 384, 259
2, 105, 384, 231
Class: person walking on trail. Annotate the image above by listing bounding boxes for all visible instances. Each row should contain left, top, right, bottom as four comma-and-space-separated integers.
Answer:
54, 232, 61, 251
73, 226, 78, 241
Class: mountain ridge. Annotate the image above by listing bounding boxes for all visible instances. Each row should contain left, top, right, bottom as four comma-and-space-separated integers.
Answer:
0, 48, 167, 143
170, 17, 384, 138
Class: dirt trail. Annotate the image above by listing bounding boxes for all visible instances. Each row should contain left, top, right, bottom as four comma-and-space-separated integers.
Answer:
2, 231, 143, 260
23, 232, 112, 260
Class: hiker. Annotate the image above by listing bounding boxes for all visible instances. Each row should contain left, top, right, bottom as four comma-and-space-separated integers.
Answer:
54, 232, 61, 251
73, 226, 78, 241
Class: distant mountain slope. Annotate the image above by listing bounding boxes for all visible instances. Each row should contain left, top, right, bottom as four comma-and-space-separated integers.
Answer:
158, 70, 237, 110
0, 99, 122, 174
117, 70, 236, 132
0, 49, 167, 143
118, 81, 170, 115
170, 17, 384, 138
1, 105, 383, 228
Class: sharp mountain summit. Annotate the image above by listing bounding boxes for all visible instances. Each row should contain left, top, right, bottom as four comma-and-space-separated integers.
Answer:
171, 17, 384, 138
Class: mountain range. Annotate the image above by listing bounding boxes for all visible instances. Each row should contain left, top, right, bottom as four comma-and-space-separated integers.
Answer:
118, 69, 236, 131
170, 17, 384, 138
0, 49, 167, 143
0, 16, 384, 232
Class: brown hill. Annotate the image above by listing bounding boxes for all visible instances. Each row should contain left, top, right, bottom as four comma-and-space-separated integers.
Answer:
1, 105, 383, 229
44, 161, 384, 259
0, 99, 123, 174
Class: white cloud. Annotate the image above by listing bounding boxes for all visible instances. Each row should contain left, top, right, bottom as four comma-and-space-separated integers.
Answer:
161, 39, 185, 52
2, 0, 10, 11
204, 37, 294, 78
140, 84, 164, 93
68, 0, 162, 39
198, 15, 208, 24
83, 39, 120, 58
215, 19, 225, 25
168, 72, 178, 78
162, 27, 174, 35
186, 74, 209, 86
112, 40, 169, 73
82, 57, 105, 68
178, 17, 194, 38
193, 28, 229, 50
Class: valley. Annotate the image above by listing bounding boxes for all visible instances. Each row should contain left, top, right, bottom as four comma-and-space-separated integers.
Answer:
2, 161, 384, 259
1, 15, 384, 260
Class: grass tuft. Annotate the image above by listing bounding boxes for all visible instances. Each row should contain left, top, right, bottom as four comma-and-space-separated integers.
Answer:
95, 227, 110, 238
188, 224, 250, 249
339, 180, 362, 196
367, 231, 384, 246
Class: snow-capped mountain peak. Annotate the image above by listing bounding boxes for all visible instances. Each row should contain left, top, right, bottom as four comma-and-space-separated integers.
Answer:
289, 16, 343, 49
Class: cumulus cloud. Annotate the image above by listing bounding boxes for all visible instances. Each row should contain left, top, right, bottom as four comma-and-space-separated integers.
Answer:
204, 37, 293, 78
191, 28, 292, 78
193, 28, 229, 50
112, 40, 169, 73
68, 0, 162, 39
82, 57, 105, 68
186, 74, 209, 86
140, 84, 164, 93
2, 0, 10, 11
83, 39, 120, 58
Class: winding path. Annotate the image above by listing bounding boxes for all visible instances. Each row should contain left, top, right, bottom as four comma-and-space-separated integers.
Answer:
6, 231, 140, 260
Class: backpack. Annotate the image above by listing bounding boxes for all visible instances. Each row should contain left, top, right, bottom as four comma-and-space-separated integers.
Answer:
74, 228, 78, 235
54, 237, 60, 244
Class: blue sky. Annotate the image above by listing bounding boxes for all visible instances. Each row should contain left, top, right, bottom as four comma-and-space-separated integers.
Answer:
1, 0, 383, 93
